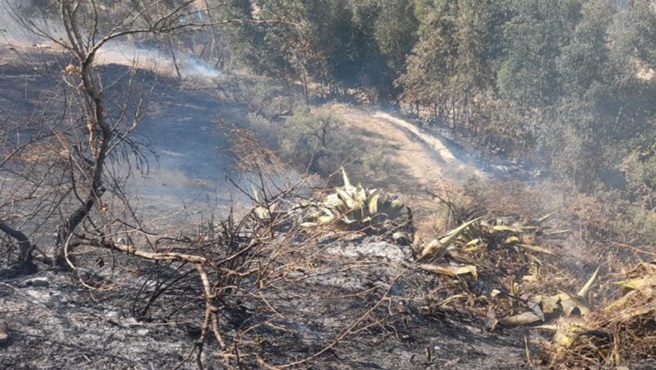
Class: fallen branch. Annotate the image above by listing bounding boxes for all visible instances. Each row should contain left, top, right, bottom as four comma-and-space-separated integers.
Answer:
89, 240, 207, 264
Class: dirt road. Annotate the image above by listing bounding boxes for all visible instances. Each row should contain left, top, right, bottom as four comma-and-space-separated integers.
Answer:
337, 106, 487, 190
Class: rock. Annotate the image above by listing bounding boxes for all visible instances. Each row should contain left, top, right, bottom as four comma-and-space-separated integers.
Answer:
0, 321, 8, 345
325, 240, 411, 262
392, 231, 413, 246
23, 277, 49, 287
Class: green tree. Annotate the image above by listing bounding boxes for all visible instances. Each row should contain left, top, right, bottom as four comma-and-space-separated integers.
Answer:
372, 0, 419, 78
399, 0, 510, 124
497, 0, 581, 107
398, 0, 458, 114
279, 106, 349, 174
541, 0, 656, 189
226, 0, 359, 103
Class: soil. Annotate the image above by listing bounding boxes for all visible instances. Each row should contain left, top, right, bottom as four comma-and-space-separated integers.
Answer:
0, 235, 532, 370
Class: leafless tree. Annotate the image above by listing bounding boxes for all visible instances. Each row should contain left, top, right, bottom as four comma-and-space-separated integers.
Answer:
1, 1, 297, 367
0, 0, 216, 268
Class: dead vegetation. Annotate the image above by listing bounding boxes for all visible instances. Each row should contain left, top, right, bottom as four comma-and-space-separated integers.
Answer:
542, 261, 656, 369
411, 183, 656, 369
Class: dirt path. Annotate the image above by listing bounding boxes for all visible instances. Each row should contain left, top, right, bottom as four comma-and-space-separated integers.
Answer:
334, 105, 490, 235
337, 106, 486, 190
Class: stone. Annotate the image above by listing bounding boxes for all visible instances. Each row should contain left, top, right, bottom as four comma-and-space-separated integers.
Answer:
23, 277, 49, 287
0, 321, 8, 345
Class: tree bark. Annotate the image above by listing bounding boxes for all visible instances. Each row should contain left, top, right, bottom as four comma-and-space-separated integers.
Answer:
0, 221, 34, 264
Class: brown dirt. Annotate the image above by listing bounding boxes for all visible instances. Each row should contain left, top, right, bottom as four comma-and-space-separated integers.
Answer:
331, 104, 489, 238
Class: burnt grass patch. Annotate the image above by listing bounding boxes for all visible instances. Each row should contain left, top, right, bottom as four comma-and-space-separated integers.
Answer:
2, 46, 656, 370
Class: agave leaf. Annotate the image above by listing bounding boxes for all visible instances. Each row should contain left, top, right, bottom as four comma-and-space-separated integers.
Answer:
558, 292, 590, 316
419, 239, 444, 260
322, 193, 343, 208
499, 311, 542, 326
534, 324, 560, 331
510, 281, 520, 296
389, 198, 405, 209
577, 266, 600, 299
528, 300, 545, 321
463, 238, 482, 252
341, 214, 357, 224
317, 215, 336, 225
505, 235, 520, 243
418, 264, 478, 278
355, 187, 367, 206
465, 238, 480, 246
603, 290, 636, 312
438, 217, 481, 244
540, 294, 561, 314
340, 167, 352, 189
368, 192, 381, 215
517, 244, 555, 255
365, 188, 379, 197
420, 218, 481, 259
614, 278, 648, 291
380, 200, 404, 220
439, 293, 468, 308
253, 206, 270, 221
336, 188, 355, 209
455, 265, 478, 279
536, 211, 558, 224
492, 225, 523, 233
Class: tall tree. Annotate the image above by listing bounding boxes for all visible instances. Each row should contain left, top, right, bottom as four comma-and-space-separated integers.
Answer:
399, 0, 510, 123
372, 0, 419, 78
398, 0, 458, 115
496, 0, 582, 107
2, 0, 206, 267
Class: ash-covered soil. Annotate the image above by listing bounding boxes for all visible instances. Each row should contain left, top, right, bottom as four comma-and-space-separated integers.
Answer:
0, 268, 209, 369
0, 233, 530, 370
0, 42, 531, 370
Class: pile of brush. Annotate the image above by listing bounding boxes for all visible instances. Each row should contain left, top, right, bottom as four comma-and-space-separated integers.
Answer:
417, 211, 656, 368
545, 261, 656, 368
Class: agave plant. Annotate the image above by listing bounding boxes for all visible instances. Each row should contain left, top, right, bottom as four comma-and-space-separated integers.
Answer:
302, 168, 410, 232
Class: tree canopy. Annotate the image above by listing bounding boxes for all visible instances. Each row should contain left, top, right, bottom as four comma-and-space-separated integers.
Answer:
228, 0, 656, 195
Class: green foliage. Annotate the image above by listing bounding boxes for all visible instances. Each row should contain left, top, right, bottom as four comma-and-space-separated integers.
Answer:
399, 0, 512, 126
497, 0, 581, 106
278, 106, 351, 175
622, 140, 656, 210
228, 0, 656, 193
277, 106, 393, 181
226, 0, 419, 101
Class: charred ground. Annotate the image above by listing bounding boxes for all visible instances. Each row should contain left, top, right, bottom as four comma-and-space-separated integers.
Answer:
1, 42, 656, 370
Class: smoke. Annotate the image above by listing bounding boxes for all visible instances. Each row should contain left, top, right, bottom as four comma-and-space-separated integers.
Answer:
94, 40, 221, 80
0, 0, 65, 43
180, 56, 221, 78
1, 0, 221, 80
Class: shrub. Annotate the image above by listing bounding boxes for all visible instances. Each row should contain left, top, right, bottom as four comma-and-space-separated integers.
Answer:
278, 106, 354, 176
